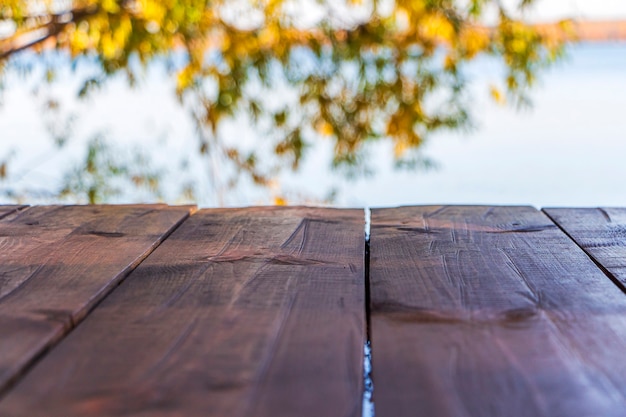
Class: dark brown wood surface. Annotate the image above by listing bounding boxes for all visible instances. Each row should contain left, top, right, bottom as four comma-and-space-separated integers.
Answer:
0, 205, 192, 394
544, 207, 626, 292
370, 206, 626, 417
0, 207, 365, 417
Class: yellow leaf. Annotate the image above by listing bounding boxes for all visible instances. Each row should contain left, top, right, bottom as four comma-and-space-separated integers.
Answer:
421, 14, 454, 43
176, 65, 198, 93
101, 33, 117, 58
102, 0, 120, 14
461, 28, 489, 57
139, 0, 166, 23
489, 85, 506, 105
394, 139, 409, 158
444, 54, 456, 70
274, 196, 287, 206
317, 121, 334, 136
258, 27, 278, 49
510, 38, 526, 54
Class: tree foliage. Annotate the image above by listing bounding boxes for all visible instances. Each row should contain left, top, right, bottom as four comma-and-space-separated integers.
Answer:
0, 0, 570, 203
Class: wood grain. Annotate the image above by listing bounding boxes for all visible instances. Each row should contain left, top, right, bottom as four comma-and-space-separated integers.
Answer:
0, 207, 365, 417
0, 205, 27, 220
0, 205, 192, 394
370, 205, 626, 417
544, 207, 626, 292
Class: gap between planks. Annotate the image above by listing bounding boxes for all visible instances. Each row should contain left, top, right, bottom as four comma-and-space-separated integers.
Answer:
541, 207, 626, 294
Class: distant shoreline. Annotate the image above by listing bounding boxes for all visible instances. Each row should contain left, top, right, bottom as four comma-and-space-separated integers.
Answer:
539, 20, 626, 42
572, 20, 626, 41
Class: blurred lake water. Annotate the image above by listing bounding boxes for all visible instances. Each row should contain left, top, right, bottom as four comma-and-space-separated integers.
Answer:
1, 42, 625, 208
322, 42, 626, 209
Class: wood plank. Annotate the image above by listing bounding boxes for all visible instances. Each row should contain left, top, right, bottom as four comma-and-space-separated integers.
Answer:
0, 207, 366, 417
370, 205, 626, 417
0, 205, 27, 220
544, 207, 626, 292
0, 205, 193, 394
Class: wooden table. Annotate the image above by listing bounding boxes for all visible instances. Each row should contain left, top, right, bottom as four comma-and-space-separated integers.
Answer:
1, 204, 625, 416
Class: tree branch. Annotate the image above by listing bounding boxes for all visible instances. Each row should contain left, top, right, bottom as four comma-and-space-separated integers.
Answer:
0, 6, 99, 60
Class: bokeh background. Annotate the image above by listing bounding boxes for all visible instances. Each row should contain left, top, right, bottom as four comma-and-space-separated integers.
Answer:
1, 0, 625, 207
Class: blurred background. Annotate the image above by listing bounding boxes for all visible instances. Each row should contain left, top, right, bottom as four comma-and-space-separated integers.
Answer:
1, 0, 625, 208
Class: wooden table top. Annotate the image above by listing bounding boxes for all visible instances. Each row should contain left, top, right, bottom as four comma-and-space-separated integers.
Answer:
0, 204, 625, 417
